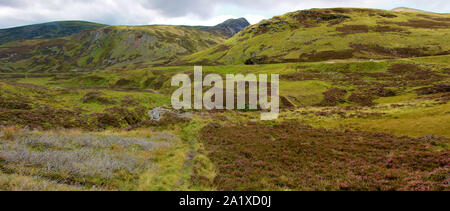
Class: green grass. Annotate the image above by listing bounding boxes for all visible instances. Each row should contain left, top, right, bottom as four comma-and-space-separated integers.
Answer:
280, 80, 331, 106
347, 102, 450, 137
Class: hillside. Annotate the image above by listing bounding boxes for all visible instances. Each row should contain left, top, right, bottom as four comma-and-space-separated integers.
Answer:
179, 8, 450, 65
0, 21, 106, 45
0, 25, 226, 73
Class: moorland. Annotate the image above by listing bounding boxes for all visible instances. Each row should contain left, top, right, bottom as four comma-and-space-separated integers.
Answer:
0, 7, 449, 191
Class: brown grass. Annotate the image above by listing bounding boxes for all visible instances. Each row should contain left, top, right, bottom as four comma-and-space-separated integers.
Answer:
0, 126, 23, 141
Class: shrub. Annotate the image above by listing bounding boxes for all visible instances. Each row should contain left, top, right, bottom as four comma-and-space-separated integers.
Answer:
317, 88, 347, 106
0, 130, 171, 188
81, 92, 117, 105
121, 95, 140, 107
348, 92, 375, 106
199, 122, 450, 191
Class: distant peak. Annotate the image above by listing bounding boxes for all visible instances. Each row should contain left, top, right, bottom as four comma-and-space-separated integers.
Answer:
217, 18, 250, 26
211, 18, 250, 37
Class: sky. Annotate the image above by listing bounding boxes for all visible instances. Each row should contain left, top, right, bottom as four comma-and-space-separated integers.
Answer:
0, 0, 449, 29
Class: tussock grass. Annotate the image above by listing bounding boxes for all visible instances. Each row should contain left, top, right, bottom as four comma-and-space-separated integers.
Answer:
0, 126, 23, 141
0, 129, 173, 190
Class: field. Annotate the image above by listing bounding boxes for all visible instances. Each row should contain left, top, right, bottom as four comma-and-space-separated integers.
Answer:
0, 54, 449, 191
0, 7, 449, 191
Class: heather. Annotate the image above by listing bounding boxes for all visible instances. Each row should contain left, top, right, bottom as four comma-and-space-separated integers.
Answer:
0, 7, 449, 191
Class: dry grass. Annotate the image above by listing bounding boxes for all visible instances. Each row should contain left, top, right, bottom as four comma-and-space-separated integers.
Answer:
0, 126, 24, 141
0, 129, 173, 189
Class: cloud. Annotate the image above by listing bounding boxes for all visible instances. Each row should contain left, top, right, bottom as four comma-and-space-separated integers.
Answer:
0, 0, 448, 28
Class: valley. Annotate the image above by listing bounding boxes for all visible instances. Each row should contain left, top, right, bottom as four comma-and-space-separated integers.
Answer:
0, 8, 448, 191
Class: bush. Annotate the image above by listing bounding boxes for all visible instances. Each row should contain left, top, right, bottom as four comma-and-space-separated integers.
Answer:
81, 92, 117, 105
348, 92, 375, 106
317, 88, 347, 106
90, 106, 148, 129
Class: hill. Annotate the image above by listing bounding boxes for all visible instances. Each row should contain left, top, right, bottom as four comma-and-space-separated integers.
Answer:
0, 21, 107, 45
0, 25, 226, 73
178, 8, 450, 65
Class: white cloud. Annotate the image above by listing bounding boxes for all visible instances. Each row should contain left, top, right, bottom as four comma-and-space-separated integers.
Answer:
0, 0, 448, 28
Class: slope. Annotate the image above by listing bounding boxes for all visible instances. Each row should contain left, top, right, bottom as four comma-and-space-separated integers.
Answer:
0, 25, 226, 73
179, 8, 450, 65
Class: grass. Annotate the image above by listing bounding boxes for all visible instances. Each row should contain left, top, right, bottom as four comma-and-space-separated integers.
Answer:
0, 127, 186, 190
137, 121, 216, 191
280, 80, 331, 106
0, 172, 94, 191
347, 103, 450, 137
0, 128, 173, 189
0, 36, 449, 191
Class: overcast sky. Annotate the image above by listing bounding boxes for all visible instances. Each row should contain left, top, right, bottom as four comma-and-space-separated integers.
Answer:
0, 0, 448, 29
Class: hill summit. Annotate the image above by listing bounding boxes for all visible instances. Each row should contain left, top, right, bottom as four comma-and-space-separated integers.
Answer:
0, 21, 106, 45
208, 18, 251, 37
185, 18, 250, 37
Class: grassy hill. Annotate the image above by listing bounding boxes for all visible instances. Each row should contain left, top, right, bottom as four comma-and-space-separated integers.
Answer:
0, 25, 226, 73
179, 8, 450, 65
0, 21, 107, 45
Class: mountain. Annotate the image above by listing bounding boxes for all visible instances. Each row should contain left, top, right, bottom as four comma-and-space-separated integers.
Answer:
0, 25, 226, 73
206, 18, 251, 37
184, 18, 250, 37
0, 21, 107, 45
178, 8, 450, 65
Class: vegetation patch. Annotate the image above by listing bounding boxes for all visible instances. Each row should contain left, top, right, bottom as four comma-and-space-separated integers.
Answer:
0, 128, 172, 189
348, 91, 376, 106
81, 91, 117, 105
199, 122, 449, 191
380, 19, 450, 29
317, 88, 348, 106
336, 25, 369, 34
416, 84, 450, 95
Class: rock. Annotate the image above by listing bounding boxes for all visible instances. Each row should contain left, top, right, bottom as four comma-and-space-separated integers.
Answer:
144, 89, 159, 94
148, 108, 161, 121
148, 107, 193, 122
